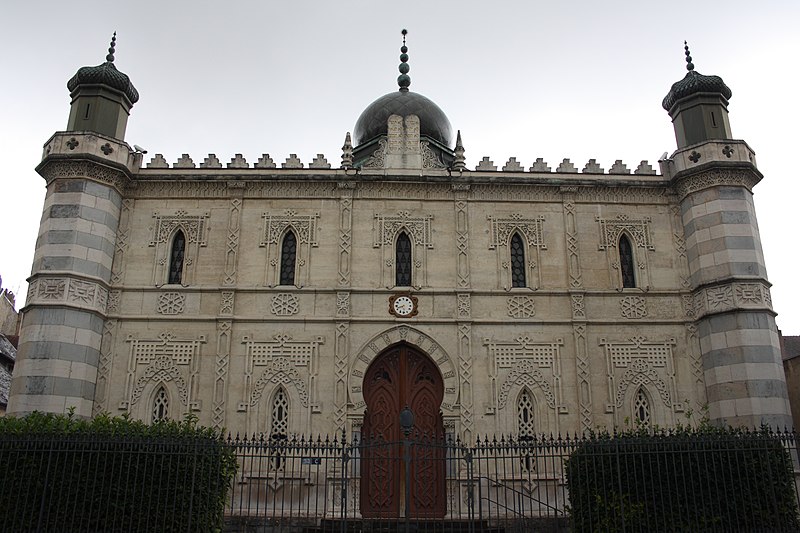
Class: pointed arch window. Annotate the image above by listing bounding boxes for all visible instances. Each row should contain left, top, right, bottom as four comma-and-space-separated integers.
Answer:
619, 234, 636, 288
270, 387, 289, 470
510, 233, 526, 288
152, 386, 169, 422
395, 232, 412, 286
168, 230, 186, 284
634, 388, 651, 426
518, 389, 535, 471
279, 231, 297, 286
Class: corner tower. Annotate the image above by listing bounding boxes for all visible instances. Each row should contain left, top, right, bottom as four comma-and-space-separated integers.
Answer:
8, 34, 139, 417
664, 43, 791, 427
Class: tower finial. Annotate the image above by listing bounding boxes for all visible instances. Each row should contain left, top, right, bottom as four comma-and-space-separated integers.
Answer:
398, 29, 410, 92
684, 40, 694, 72
106, 32, 117, 63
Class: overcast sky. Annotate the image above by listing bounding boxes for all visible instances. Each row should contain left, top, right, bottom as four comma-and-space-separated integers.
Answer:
1, 1, 798, 334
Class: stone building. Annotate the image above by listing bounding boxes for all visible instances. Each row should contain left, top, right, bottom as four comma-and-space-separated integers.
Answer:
8, 35, 792, 441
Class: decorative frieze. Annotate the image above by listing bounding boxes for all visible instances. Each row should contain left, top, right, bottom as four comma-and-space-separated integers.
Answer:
27, 276, 108, 314
691, 281, 772, 318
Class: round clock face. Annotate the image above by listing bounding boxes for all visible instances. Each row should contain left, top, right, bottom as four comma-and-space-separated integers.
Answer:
393, 296, 415, 316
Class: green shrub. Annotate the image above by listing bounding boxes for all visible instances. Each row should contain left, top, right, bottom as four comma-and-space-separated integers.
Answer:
0, 411, 237, 532
565, 426, 800, 532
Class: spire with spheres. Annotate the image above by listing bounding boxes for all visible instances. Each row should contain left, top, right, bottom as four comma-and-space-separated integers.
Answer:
65, 32, 139, 139
662, 41, 733, 148
398, 29, 411, 92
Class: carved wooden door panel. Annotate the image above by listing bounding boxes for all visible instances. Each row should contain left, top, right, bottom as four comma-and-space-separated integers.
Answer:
361, 344, 446, 519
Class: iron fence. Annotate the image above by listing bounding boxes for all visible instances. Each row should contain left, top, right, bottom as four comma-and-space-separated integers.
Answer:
224, 428, 800, 533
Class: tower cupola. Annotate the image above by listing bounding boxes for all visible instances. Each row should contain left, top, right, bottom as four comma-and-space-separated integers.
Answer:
66, 33, 139, 140
662, 42, 732, 149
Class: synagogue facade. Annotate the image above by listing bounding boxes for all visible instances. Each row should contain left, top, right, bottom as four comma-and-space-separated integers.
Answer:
8, 35, 792, 441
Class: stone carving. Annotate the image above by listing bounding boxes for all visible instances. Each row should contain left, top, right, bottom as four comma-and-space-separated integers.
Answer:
457, 323, 474, 441
573, 324, 592, 432
271, 293, 299, 316
349, 326, 458, 412
174, 154, 195, 168
634, 160, 657, 175
529, 158, 551, 172
573, 186, 671, 204
503, 157, 524, 171
255, 154, 277, 168
227, 154, 248, 168
420, 141, 446, 169
309, 154, 331, 169
457, 293, 471, 319
200, 154, 222, 168
507, 296, 535, 318
147, 154, 169, 168
107, 290, 121, 314
672, 169, 760, 200
219, 291, 234, 316
223, 198, 242, 286
561, 198, 582, 289
157, 292, 185, 315
27, 276, 108, 314
485, 336, 564, 412
111, 198, 133, 285
282, 154, 303, 168
556, 159, 577, 173
582, 159, 604, 174
488, 214, 546, 289
261, 210, 319, 287
334, 323, 349, 431
93, 319, 117, 416
338, 195, 353, 286
362, 139, 387, 169
682, 294, 695, 318
341, 133, 354, 168
37, 160, 130, 191
600, 336, 678, 419
150, 211, 209, 286
336, 292, 350, 317
212, 321, 232, 429
609, 160, 630, 174
571, 294, 585, 319
242, 333, 323, 409
126, 333, 206, 411
475, 157, 497, 171
620, 296, 647, 319
454, 199, 471, 288
692, 281, 772, 318
597, 214, 654, 250
373, 211, 434, 288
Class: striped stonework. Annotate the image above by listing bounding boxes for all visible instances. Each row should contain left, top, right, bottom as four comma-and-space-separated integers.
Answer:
675, 153, 791, 428
9, 133, 132, 417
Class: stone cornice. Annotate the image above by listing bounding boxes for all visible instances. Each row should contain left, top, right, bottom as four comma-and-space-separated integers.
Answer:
670, 167, 762, 201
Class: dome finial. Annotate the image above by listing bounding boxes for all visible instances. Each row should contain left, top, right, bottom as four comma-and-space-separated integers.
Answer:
684, 40, 694, 72
398, 29, 411, 92
106, 32, 117, 63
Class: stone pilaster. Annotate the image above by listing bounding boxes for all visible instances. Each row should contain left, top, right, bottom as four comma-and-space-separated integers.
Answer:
8, 132, 134, 417
672, 140, 791, 427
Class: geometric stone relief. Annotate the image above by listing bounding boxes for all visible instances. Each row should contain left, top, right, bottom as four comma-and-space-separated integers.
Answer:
349, 326, 458, 413
484, 336, 565, 414
373, 211, 434, 288
150, 210, 209, 286
261, 210, 319, 287
212, 320, 232, 430
562, 198, 582, 289
600, 336, 679, 424
111, 198, 133, 285
241, 333, 323, 411
157, 292, 185, 315
334, 322, 349, 432
507, 296, 535, 318
26, 276, 108, 315
620, 296, 647, 319
337, 194, 353, 286
336, 292, 350, 317
123, 333, 206, 414
457, 293, 471, 319
219, 291, 234, 316
93, 319, 117, 417
223, 197, 242, 286
692, 281, 773, 319
457, 323, 474, 441
573, 323, 592, 433
597, 214, 654, 290
270, 293, 299, 316
488, 214, 546, 290
571, 293, 586, 320
454, 199, 470, 289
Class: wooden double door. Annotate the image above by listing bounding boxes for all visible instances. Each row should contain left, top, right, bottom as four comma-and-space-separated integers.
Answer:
360, 344, 446, 519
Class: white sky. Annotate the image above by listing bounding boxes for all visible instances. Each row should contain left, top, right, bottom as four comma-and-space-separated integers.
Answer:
1, 1, 798, 334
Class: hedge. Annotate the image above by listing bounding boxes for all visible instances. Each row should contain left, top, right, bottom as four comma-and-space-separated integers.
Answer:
0, 411, 237, 533
565, 426, 800, 532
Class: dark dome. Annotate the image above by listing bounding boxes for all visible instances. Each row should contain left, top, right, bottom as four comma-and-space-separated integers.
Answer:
353, 90, 453, 148
67, 61, 139, 104
662, 70, 731, 111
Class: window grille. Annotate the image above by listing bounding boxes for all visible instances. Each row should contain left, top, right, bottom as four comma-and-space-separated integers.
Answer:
270, 388, 289, 470
634, 388, 651, 426
395, 232, 412, 286
168, 230, 186, 284
280, 231, 297, 285
511, 233, 526, 288
152, 386, 169, 422
518, 389, 535, 471
619, 234, 636, 288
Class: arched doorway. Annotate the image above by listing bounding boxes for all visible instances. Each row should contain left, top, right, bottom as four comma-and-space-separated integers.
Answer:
360, 343, 446, 519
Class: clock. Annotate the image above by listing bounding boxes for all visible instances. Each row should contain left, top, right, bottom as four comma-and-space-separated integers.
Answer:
389, 293, 418, 318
